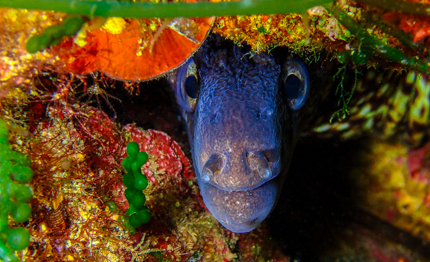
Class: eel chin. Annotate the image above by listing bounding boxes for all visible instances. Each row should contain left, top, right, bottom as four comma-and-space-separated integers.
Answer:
197, 174, 282, 233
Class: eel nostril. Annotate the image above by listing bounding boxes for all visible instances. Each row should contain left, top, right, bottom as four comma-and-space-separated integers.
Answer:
247, 152, 271, 179
201, 153, 224, 183
262, 148, 277, 164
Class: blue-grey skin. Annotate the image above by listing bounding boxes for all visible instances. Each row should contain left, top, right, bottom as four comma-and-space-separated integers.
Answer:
169, 35, 308, 233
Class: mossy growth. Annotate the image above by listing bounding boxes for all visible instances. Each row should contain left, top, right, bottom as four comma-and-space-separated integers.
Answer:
122, 142, 151, 228
0, 119, 33, 262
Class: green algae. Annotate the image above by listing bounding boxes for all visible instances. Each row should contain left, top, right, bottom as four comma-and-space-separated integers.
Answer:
0, 120, 33, 262
122, 142, 151, 228
0, 0, 333, 19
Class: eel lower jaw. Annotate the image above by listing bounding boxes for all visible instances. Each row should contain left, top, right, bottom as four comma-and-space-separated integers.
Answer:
197, 174, 282, 233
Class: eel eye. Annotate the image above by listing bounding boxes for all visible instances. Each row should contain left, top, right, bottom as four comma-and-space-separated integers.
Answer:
185, 74, 199, 99
282, 57, 310, 110
176, 58, 200, 112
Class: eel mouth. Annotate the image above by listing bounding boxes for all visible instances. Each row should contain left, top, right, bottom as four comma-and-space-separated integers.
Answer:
198, 175, 281, 233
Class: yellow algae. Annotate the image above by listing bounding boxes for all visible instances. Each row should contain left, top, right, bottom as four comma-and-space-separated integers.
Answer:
102, 17, 128, 35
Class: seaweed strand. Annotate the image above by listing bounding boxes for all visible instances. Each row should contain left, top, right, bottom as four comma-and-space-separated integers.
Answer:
0, 0, 333, 18
327, 5, 430, 74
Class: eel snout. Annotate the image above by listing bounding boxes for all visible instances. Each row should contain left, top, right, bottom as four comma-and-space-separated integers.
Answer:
199, 148, 280, 191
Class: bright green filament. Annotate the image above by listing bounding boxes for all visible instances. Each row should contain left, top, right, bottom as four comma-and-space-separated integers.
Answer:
0, 0, 333, 18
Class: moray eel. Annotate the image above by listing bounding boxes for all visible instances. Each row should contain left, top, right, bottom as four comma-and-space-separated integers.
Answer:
169, 35, 311, 233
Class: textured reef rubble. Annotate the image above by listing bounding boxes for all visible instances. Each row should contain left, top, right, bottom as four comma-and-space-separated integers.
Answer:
0, 90, 289, 260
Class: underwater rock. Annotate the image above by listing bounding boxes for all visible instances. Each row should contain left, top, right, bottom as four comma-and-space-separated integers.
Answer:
350, 139, 430, 241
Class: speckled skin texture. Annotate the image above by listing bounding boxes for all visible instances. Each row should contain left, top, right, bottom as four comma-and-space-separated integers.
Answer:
171, 35, 300, 233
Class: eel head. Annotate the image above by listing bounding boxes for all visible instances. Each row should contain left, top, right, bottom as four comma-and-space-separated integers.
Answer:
170, 35, 310, 233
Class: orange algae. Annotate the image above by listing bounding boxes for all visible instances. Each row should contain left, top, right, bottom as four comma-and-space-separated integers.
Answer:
53, 14, 214, 81
2, 1, 214, 83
